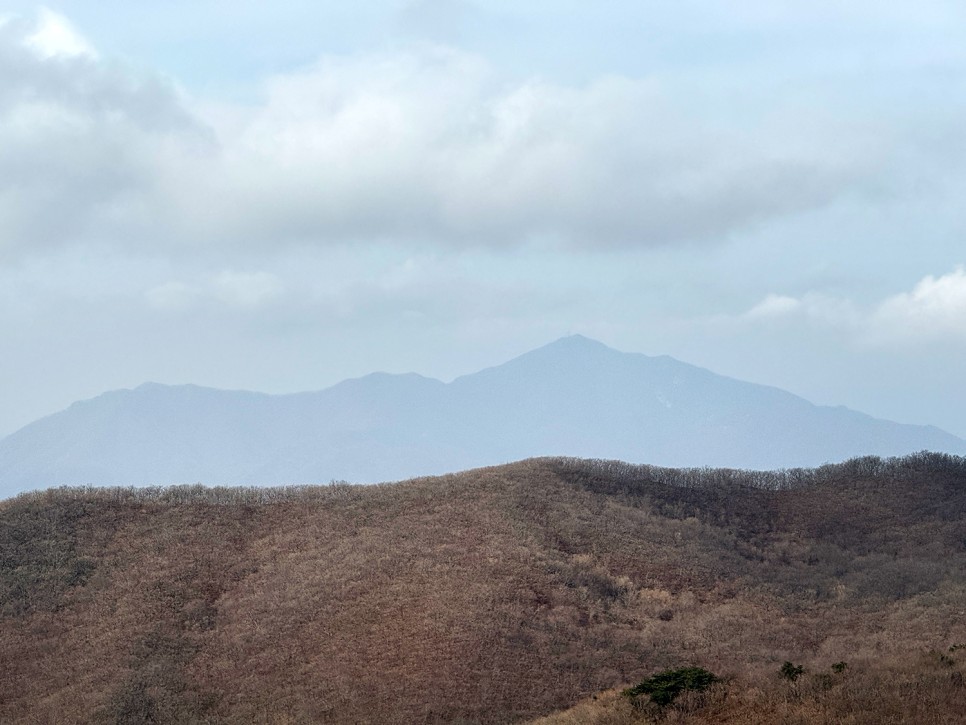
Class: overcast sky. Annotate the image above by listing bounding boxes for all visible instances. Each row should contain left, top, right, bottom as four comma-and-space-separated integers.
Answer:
1, 1, 965, 439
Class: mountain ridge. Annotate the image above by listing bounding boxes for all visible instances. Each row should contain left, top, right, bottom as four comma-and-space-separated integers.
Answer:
1, 335, 963, 496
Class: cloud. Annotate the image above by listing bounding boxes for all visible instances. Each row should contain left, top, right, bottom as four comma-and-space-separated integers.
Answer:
0, 9, 938, 258
741, 292, 860, 328
146, 271, 283, 312
170, 48, 889, 252
0, 11, 210, 257
741, 267, 966, 345
24, 8, 97, 59
869, 267, 966, 342
745, 294, 802, 319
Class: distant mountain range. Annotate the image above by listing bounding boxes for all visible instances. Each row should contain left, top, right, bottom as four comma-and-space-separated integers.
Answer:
1, 335, 963, 496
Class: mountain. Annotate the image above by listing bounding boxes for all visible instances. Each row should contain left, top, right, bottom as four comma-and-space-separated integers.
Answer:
1, 335, 964, 496
3, 455, 966, 723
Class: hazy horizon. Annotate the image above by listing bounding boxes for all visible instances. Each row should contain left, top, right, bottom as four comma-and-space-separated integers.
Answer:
2, 2, 965, 440
6, 334, 965, 440
4, 333, 965, 442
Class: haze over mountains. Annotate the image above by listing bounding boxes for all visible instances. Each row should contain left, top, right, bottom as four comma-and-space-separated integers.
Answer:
1, 335, 963, 497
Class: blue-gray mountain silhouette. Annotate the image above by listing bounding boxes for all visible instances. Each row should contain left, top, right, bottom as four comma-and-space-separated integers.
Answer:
1, 335, 963, 497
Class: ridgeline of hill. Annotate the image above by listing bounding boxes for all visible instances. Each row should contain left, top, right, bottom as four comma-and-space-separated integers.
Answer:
3, 453, 966, 723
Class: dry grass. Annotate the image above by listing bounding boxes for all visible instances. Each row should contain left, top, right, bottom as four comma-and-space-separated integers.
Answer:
533, 652, 966, 724
1, 454, 965, 723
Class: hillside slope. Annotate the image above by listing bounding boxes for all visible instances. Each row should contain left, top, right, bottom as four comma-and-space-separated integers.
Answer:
2, 336, 964, 496
2, 453, 966, 723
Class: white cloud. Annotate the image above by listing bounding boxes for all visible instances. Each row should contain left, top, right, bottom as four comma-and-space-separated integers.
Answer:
0, 9, 902, 258
24, 8, 97, 59
745, 294, 802, 318
0, 11, 210, 258
146, 271, 283, 312
172, 48, 893, 252
739, 291, 861, 332
869, 267, 966, 342
742, 267, 966, 345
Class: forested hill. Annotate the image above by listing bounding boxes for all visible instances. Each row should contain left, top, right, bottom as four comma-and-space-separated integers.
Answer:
3, 453, 966, 723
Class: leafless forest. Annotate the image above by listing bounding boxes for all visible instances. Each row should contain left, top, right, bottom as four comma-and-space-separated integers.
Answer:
3, 453, 966, 723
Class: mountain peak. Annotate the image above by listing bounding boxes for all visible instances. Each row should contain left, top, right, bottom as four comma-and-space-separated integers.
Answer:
543, 334, 613, 352
453, 335, 624, 385
522, 334, 622, 363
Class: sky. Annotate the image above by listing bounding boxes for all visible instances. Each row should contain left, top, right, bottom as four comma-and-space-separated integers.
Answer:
1, 1, 965, 439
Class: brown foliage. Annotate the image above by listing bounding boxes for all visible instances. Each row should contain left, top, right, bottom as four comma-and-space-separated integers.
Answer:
534, 652, 966, 724
1, 454, 965, 723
